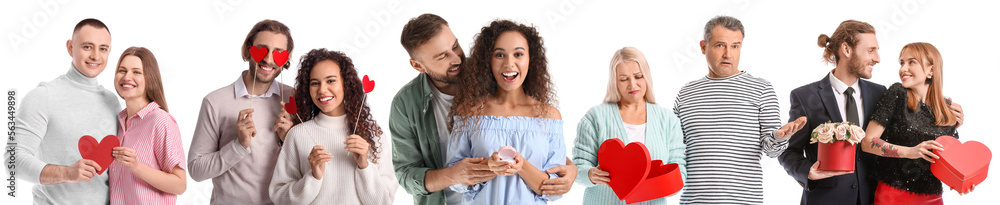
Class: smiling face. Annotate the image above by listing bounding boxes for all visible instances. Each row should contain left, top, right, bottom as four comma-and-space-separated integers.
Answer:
701, 25, 742, 78
898, 49, 932, 90
68, 25, 112, 78
114, 55, 145, 101
615, 61, 647, 104
248, 31, 288, 83
309, 60, 346, 117
490, 31, 530, 92
411, 25, 464, 85
844, 33, 880, 79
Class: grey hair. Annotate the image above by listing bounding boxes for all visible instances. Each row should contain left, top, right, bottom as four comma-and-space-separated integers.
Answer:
703, 16, 744, 43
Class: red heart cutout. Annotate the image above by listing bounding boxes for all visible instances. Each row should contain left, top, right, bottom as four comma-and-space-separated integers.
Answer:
931, 135, 991, 193
362, 75, 375, 94
78, 135, 120, 175
627, 160, 684, 203
249, 45, 267, 63
598, 138, 651, 200
284, 96, 297, 114
272, 49, 289, 68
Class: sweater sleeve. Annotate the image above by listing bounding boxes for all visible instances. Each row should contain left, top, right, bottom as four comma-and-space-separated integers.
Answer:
758, 83, 789, 158
7, 86, 52, 183
664, 112, 688, 181
186, 97, 250, 182
572, 108, 601, 188
354, 135, 399, 205
268, 129, 323, 205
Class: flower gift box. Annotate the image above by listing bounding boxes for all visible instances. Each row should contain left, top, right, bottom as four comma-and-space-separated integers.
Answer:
811, 122, 865, 171
931, 135, 991, 194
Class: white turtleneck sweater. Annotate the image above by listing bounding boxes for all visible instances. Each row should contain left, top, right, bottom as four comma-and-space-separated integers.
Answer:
6, 67, 121, 205
268, 113, 397, 205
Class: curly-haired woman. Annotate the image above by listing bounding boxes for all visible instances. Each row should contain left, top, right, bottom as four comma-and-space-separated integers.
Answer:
446, 20, 567, 205
268, 49, 396, 205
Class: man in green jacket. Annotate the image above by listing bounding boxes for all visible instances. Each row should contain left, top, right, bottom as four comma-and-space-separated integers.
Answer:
391, 13, 578, 205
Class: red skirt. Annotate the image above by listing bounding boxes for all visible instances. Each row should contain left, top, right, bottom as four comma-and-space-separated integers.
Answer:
875, 181, 943, 205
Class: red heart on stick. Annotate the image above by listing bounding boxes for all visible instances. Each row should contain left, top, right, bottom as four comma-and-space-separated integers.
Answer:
78, 135, 120, 175
362, 75, 375, 93
272, 50, 289, 68
598, 138, 651, 200
931, 135, 991, 193
284, 96, 297, 114
249, 46, 267, 63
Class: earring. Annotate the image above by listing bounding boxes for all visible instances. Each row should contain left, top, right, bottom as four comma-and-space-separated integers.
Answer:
925, 75, 933, 84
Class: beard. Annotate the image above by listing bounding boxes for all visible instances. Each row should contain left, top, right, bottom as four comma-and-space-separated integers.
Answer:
427, 70, 459, 85
846, 53, 872, 79
248, 61, 280, 83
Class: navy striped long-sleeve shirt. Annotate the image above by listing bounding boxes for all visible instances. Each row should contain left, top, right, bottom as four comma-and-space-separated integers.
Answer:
673, 71, 788, 204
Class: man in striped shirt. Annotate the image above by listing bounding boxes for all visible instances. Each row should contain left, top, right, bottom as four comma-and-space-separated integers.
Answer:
673, 16, 807, 204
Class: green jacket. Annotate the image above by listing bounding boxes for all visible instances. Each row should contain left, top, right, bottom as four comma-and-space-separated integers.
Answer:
390, 74, 447, 205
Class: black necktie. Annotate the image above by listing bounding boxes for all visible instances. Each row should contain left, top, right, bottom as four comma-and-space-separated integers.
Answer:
845, 87, 859, 125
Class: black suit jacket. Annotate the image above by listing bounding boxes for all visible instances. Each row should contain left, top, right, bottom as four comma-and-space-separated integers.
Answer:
779, 74, 887, 205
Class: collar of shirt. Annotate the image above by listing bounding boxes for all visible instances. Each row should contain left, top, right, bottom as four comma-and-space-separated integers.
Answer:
828, 72, 860, 96
118, 101, 162, 127
233, 72, 282, 100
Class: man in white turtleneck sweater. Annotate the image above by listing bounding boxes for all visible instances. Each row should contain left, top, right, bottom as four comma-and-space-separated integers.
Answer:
5, 19, 120, 205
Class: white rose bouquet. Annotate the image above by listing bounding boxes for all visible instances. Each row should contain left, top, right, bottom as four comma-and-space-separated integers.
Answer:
810, 121, 864, 144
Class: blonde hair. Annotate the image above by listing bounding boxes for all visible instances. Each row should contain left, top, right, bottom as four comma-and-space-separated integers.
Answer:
604, 47, 655, 104
900, 42, 956, 126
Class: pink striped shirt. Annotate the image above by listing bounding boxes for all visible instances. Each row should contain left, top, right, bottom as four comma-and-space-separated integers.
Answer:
110, 102, 187, 205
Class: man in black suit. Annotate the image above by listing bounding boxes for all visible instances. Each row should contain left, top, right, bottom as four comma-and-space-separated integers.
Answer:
780, 20, 884, 205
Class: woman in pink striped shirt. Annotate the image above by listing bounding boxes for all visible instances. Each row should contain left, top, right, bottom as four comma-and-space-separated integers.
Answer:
109, 47, 187, 205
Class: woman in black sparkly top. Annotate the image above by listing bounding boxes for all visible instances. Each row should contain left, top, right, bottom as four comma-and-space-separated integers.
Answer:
860, 42, 960, 205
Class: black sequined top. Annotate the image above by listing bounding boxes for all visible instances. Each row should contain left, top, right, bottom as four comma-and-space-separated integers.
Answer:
870, 83, 958, 195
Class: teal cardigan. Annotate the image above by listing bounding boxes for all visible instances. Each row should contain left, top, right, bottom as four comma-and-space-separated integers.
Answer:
572, 102, 687, 205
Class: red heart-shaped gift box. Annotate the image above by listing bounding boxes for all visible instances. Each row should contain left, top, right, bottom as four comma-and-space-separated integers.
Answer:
598, 138, 684, 203
931, 135, 991, 194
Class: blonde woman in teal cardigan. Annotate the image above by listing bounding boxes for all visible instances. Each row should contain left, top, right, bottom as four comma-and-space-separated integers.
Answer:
572, 47, 687, 205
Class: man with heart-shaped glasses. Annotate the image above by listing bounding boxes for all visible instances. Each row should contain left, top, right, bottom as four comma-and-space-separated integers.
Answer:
6, 18, 120, 205
187, 19, 296, 205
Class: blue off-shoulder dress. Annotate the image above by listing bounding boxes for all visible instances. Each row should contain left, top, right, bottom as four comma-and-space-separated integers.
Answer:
446, 116, 566, 204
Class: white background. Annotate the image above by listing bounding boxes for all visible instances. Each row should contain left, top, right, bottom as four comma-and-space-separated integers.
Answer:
3, 0, 998, 204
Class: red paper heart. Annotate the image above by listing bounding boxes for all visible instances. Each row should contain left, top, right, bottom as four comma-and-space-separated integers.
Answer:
931, 135, 991, 193
272, 49, 289, 68
362, 75, 375, 93
628, 161, 684, 203
249, 45, 267, 63
598, 138, 685, 203
284, 96, 297, 114
598, 138, 651, 200
78, 135, 120, 175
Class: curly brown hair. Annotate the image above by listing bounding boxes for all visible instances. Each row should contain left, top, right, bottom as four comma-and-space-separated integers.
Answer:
450, 20, 556, 131
292, 48, 383, 163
